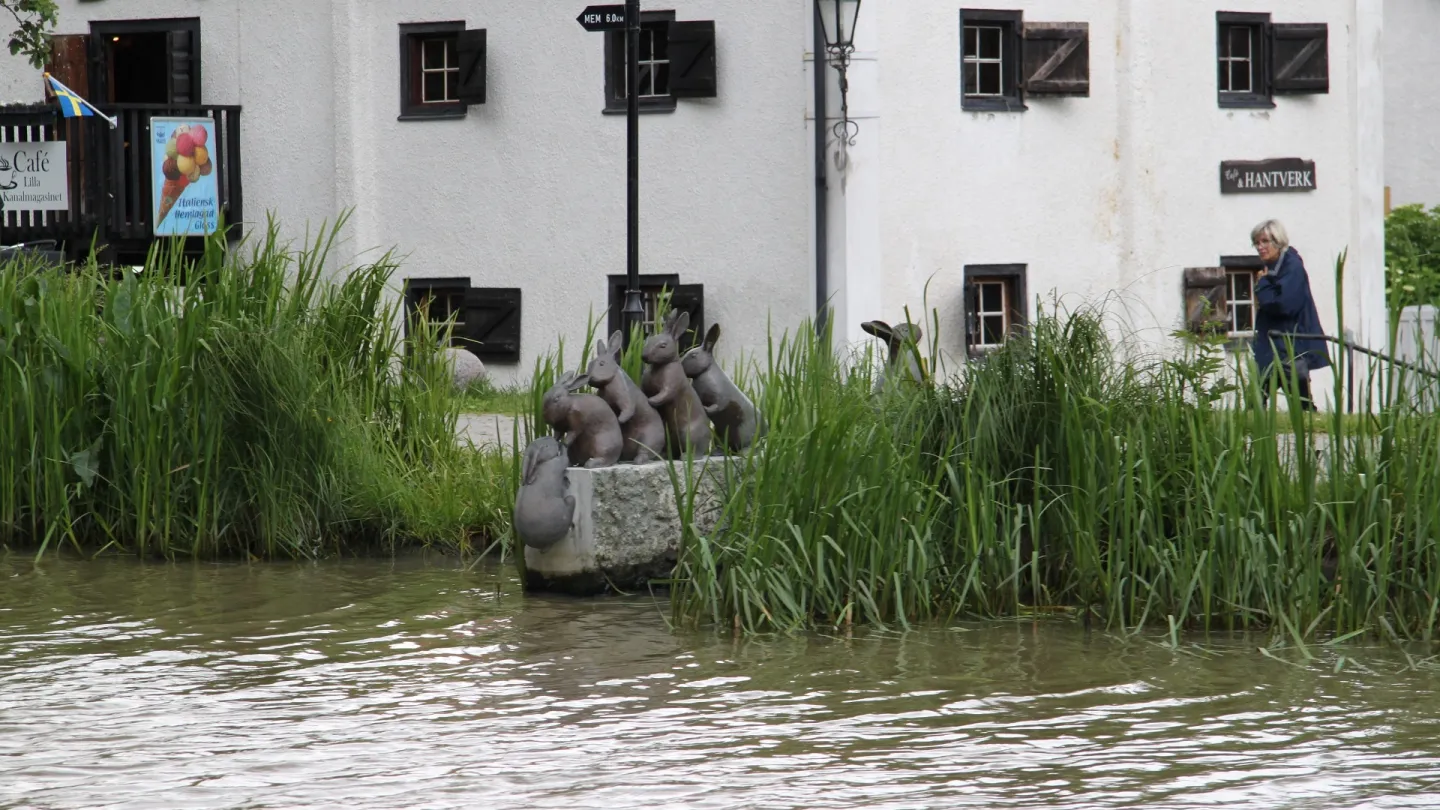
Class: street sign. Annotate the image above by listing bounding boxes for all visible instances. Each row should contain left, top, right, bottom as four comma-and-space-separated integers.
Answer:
577, 5, 627, 32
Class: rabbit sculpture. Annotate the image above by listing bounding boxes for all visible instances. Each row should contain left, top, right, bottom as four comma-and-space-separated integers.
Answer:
587, 331, 667, 463
680, 323, 765, 453
512, 435, 575, 550
861, 320, 928, 392
641, 310, 712, 458
541, 370, 624, 468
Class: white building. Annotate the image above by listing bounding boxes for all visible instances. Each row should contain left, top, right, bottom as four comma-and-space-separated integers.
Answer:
0, 0, 816, 385
1384, 0, 1440, 210
825, 0, 1386, 408
0, 1, 1391, 409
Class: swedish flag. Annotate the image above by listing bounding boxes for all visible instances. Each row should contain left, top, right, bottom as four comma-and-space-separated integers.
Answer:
43, 73, 116, 127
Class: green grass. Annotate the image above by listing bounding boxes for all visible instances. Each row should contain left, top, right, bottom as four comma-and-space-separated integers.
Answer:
0, 214, 513, 560
458, 379, 532, 416
663, 285, 1440, 646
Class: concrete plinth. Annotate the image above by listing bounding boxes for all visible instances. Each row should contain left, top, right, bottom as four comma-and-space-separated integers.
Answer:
522, 457, 727, 596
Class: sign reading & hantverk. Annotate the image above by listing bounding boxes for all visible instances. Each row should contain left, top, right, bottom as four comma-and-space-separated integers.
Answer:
0, 141, 67, 211
1220, 158, 1317, 194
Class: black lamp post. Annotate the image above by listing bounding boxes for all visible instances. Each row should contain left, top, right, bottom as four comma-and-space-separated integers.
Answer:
816, 0, 862, 164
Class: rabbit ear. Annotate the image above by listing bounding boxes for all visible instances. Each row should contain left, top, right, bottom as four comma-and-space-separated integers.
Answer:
608, 331, 624, 358
566, 373, 591, 392
594, 336, 609, 357
522, 441, 541, 484
861, 320, 893, 340
669, 310, 690, 338
703, 323, 720, 352
555, 370, 576, 388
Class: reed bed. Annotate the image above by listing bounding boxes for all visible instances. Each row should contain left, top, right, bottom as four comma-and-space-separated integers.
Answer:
668, 297, 1440, 645
0, 218, 511, 559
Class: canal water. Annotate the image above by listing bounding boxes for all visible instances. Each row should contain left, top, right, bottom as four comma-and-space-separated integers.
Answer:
3, 554, 1439, 809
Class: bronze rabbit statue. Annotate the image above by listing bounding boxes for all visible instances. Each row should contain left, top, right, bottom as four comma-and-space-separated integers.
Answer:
541, 370, 623, 468
681, 323, 765, 453
861, 320, 928, 393
512, 436, 575, 550
587, 331, 667, 463
641, 310, 712, 458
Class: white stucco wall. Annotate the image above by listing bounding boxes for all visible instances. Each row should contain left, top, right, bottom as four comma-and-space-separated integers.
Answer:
844, 0, 1385, 408
0, 0, 815, 385
1383, 0, 1440, 210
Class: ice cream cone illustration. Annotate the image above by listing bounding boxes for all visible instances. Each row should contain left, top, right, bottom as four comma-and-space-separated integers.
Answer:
156, 174, 190, 225
155, 123, 212, 229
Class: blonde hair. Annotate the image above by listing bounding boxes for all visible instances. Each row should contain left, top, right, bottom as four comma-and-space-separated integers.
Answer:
1250, 219, 1290, 252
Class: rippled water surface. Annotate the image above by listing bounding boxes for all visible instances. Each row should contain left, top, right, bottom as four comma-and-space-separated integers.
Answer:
4, 555, 1440, 809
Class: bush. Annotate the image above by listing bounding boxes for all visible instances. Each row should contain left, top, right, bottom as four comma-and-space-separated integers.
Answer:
1385, 203, 1440, 311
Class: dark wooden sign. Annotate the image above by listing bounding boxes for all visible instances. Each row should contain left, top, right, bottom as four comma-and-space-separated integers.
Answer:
577, 5, 627, 31
1220, 158, 1317, 194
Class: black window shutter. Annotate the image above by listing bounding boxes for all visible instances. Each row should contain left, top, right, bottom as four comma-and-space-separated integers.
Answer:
457, 28, 487, 105
1021, 23, 1089, 96
668, 21, 717, 99
462, 287, 522, 363
167, 29, 197, 104
669, 283, 705, 350
1183, 268, 1228, 334
1271, 23, 1328, 94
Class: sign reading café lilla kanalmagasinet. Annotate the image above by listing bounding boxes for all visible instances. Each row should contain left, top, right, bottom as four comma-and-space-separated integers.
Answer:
1220, 158, 1317, 194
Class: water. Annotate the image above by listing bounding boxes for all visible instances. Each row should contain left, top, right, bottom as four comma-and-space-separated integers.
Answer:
3, 554, 1440, 809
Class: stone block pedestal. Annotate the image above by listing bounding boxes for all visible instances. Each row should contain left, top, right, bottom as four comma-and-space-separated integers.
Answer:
522, 457, 727, 596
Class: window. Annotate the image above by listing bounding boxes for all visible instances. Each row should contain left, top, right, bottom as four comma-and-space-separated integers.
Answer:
963, 265, 1027, 355
1221, 255, 1264, 337
605, 275, 705, 350
605, 11, 676, 113
960, 11, 1089, 111
1217, 13, 1270, 107
1215, 14, 1329, 107
961, 10, 1023, 111
405, 277, 468, 339
399, 22, 487, 120
404, 278, 522, 363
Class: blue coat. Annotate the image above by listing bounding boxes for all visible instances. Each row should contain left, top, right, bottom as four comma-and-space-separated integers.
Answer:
1252, 247, 1331, 373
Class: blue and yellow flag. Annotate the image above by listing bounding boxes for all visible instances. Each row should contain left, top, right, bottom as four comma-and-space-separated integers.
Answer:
43, 73, 116, 127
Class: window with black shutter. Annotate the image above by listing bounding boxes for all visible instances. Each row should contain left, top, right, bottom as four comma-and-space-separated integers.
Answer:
399, 22, 487, 120
961, 11, 1091, 111
606, 275, 705, 351
1215, 13, 1328, 108
404, 279, 523, 363
963, 265, 1027, 355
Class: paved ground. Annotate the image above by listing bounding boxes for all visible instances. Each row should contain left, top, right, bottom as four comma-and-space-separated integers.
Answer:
457, 413, 521, 453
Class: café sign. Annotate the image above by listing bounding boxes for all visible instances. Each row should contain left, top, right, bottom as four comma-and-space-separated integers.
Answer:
1220, 158, 1317, 194
0, 141, 67, 212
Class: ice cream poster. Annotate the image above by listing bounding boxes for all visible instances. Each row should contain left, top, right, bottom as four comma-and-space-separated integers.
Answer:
150, 116, 219, 236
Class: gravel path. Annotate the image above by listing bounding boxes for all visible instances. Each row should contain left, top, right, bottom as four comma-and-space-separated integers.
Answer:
457, 413, 521, 453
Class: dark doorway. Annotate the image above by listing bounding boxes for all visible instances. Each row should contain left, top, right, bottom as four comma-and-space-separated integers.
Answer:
88, 19, 201, 106
107, 32, 169, 103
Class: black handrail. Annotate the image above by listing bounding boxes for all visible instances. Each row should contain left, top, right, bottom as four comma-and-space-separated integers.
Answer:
1271, 332, 1440, 380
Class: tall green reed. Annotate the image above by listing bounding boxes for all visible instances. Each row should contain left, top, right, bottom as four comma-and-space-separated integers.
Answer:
668, 267, 1440, 644
0, 216, 509, 559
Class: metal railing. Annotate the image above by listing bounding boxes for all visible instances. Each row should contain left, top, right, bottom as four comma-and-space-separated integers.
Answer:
1272, 331, 1440, 413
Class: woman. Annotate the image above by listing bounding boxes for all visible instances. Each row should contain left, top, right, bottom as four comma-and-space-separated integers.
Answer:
1250, 219, 1330, 410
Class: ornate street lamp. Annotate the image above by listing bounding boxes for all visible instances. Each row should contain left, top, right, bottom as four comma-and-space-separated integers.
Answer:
816, 0, 862, 163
